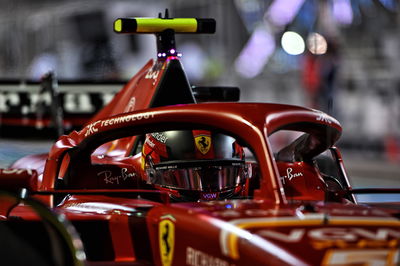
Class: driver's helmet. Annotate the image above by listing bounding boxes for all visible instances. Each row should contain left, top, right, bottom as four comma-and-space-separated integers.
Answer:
141, 130, 248, 201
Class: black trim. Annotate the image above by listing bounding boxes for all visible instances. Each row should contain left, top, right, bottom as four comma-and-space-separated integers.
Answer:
192, 86, 240, 102
196, 18, 216, 33
72, 220, 114, 261
349, 188, 400, 194
150, 59, 196, 107
115, 18, 138, 33
128, 212, 154, 263
154, 159, 245, 169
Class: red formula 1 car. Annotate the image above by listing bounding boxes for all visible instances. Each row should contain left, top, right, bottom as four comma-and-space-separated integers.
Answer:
1, 12, 400, 266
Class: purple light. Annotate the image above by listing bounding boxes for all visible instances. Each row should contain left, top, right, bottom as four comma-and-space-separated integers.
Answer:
234, 26, 275, 78
266, 0, 305, 26
332, 0, 353, 25
170, 49, 176, 54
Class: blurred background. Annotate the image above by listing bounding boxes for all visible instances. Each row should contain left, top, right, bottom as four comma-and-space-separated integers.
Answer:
0, 0, 399, 199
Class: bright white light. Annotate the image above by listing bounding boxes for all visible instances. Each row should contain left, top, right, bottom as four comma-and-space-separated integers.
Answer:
307, 32, 328, 55
281, 31, 305, 55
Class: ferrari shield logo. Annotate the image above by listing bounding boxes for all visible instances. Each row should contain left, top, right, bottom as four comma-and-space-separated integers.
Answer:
159, 218, 175, 266
195, 135, 211, 155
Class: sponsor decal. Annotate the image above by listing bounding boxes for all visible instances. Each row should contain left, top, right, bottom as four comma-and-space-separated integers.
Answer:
219, 215, 400, 260
159, 215, 176, 266
142, 133, 168, 166
280, 167, 303, 184
85, 120, 101, 136
322, 249, 399, 265
141, 137, 166, 171
145, 70, 160, 80
151, 132, 168, 144
146, 137, 156, 148
84, 112, 155, 137
312, 238, 399, 249
201, 192, 219, 201
316, 112, 332, 124
145, 70, 160, 85
97, 168, 136, 185
124, 97, 136, 112
195, 135, 211, 155
257, 227, 400, 249
186, 246, 229, 266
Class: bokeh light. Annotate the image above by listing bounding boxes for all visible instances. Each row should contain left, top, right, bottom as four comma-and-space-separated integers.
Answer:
281, 31, 305, 55
332, 0, 353, 25
306, 32, 328, 55
235, 26, 275, 78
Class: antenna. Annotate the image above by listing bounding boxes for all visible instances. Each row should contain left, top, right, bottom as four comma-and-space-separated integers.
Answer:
113, 11, 216, 58
156, 9, 176, 58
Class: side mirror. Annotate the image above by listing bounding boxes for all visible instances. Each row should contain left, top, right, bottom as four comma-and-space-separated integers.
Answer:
0, 169, 38, 192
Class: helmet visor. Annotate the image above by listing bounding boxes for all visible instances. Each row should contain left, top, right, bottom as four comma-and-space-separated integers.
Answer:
146, 160, 246, 191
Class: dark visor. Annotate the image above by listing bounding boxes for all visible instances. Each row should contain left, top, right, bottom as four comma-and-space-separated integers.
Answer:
146, 160, 246, 191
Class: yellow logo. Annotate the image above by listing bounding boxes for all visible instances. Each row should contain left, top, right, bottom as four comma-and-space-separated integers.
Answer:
195, 135, 211, 155
159, 218, 175, 266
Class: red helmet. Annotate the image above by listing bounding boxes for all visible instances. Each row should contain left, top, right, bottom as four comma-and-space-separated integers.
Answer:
141, 130, 248, 201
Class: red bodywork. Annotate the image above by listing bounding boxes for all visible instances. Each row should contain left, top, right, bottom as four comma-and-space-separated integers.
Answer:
1, 16, 400, 266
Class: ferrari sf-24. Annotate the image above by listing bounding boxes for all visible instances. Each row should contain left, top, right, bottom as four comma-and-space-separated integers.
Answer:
0, 12, 399, 266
